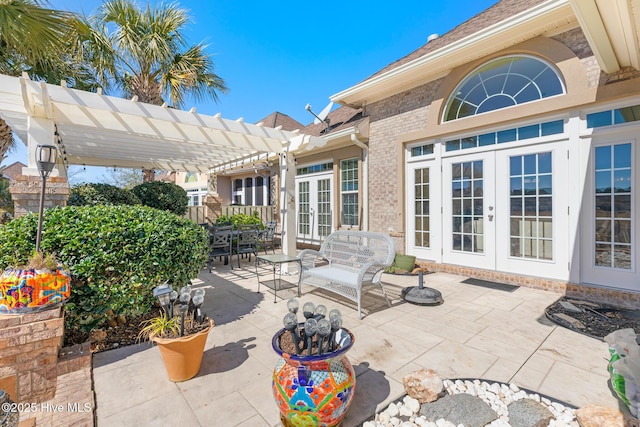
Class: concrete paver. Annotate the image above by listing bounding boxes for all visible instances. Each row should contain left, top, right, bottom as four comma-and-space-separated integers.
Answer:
93, 263, 622, 426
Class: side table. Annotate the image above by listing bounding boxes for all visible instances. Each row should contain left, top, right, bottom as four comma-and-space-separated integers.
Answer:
255, 254, 301, 302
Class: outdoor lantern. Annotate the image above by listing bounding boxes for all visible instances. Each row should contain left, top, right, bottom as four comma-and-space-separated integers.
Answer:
36, 144, 57, 178
35, 144, 58, 252
153, 284, 173, 317
287, 298, 299, 314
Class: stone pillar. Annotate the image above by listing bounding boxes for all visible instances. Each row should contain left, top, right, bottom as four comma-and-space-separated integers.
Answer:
8, 175, 69, 218
0, 306, 64, 404
202, 194, 222, 224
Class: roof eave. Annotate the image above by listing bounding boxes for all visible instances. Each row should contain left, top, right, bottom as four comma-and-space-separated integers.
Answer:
331, 0, 575, 107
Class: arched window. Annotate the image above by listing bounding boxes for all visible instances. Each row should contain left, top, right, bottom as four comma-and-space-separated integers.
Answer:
443, 55, 564, 122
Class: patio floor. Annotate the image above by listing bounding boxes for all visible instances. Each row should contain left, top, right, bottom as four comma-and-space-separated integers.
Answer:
93, 261, 622, 426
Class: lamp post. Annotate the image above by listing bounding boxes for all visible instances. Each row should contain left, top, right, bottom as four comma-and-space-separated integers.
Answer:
35, 144, 58, 252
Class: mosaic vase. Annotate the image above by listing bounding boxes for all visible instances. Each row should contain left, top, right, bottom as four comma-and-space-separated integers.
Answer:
0, 267, 71, 313
272, 327, 355, 427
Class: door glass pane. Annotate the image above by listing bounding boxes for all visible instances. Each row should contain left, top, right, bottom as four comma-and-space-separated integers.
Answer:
298, 181, 310, 235
509, 152, 553, 260
317, 179, 332, 237
414, 168, 430, 248
452, 161, 483, 253
594, 143, 632, 269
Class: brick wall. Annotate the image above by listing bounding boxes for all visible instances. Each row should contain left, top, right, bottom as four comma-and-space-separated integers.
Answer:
366, 79, 441, 246
418, 260, 640, 309
9, 175, 69, 218
0, 307, 64, 404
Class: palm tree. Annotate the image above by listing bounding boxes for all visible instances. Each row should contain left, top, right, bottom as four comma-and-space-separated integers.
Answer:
0, 0, 101, 167
73, 0, 228, 181
0, 0, 80, 162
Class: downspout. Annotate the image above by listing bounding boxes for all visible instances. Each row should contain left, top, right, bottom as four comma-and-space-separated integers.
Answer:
350, 133, 368, 231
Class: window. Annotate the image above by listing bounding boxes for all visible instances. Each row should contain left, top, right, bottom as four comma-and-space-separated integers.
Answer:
340, 158, 359, 227
445, 120, 564, 152
232, 179, 242, 204
587, 105, 640, 129
297, 162, 333, 175
414, 168, 430, 248
509, 153, 553, 260
595, 143, 632, 269
244, 178, 253, 206
187, 188, 207, 206
411, 144, 434, 157
444, 56, 564, 122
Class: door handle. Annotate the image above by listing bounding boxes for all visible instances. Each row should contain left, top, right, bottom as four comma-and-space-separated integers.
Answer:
488, 214, 494, 221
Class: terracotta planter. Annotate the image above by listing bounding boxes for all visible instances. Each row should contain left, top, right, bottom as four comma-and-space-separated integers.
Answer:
272, 327, 356, 427
152, 319, 214, 382
0, 267, 71, 313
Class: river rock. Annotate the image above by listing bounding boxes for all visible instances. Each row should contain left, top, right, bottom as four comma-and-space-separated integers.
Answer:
403, 368, 444, 403
420, 393, 498, 427
575, 405, 623, 427
507, 399, 554, 427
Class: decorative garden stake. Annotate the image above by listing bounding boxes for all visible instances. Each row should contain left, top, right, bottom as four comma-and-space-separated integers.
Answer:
272, 298, 356, 427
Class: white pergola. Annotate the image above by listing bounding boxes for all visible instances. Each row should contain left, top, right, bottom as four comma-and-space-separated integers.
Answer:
0, 74, 327, 256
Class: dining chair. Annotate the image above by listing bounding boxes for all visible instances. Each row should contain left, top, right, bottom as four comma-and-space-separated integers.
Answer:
234, 226, 259, 268
259, 221, 277, 254
208, 224, 234, 272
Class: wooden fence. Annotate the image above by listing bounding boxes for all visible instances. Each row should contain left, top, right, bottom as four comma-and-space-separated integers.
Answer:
184, 205, 276, 225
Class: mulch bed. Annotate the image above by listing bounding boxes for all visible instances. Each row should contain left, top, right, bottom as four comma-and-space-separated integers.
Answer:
545, 297, 640, 341
64, 310, 164, 353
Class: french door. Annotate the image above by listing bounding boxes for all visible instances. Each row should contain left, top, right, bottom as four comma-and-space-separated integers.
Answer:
442, 152, 496, 269
295, 174, 333, 243
438, 142, 568, 278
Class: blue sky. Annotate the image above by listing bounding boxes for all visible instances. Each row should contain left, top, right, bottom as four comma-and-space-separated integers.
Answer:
5, 0, 497, 182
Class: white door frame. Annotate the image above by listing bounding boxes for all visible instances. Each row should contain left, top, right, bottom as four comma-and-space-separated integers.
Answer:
495, 141, 570, 279
581, 133, 639, 291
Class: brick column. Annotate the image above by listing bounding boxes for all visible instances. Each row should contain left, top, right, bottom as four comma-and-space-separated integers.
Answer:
0, 306, 64, 403
8, 175, 69, 218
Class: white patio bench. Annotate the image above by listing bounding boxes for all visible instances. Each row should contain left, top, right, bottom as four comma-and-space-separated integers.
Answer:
298, 230, 396, 319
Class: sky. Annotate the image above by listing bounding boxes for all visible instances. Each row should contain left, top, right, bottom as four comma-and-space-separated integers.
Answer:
4, 0, 498, 183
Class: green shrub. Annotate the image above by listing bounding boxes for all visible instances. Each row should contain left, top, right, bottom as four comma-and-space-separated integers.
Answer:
215, 211, 264, 228
68, 183, 140, 206
0, 205, 208, 332
131, 181, 188, 215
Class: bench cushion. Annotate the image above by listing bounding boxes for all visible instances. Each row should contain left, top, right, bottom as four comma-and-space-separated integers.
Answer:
304, 266, 359, 289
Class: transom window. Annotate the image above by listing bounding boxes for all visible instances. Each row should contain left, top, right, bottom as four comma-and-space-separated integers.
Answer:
444, 55, 564, 122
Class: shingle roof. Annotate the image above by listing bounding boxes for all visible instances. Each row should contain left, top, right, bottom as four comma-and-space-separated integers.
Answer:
364, 0, 548, 82
257, 112, 304, 132
301, 106, 366, 137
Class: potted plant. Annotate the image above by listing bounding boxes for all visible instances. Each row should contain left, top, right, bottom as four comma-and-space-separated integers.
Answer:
272, 299, 356, 427
138, 284, 213, 382
0, 251, 71, 313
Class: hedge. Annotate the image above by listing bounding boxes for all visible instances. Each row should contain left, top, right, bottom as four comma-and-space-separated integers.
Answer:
131, 181, 188, 215
68, 183, 140, 206
0, 205, 208, 332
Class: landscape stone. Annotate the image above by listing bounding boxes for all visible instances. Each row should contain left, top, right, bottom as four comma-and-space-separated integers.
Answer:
419, 393, 498, 427
507, 399, 554, 427
403, 368, 444, 403
575, 405, 623, 427
554, 313, 586, 329
559, 300, 582, 313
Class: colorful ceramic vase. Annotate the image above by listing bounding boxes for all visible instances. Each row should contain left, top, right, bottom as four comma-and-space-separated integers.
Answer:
0, 268, 71, 313
272, 327, 355, 427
